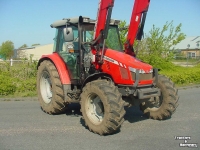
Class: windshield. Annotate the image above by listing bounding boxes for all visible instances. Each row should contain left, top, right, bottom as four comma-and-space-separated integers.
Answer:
82, 24, 94, 42
106, 26, 122, 51
82, 24, 122, 51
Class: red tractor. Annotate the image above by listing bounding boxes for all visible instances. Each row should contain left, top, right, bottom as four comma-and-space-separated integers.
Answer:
37, 0, 179, 135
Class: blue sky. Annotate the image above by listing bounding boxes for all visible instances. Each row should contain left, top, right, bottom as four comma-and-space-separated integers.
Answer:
0, 0, 199, 48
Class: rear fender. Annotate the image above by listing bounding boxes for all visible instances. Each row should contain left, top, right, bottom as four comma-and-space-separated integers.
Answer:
37, 53, 71, 84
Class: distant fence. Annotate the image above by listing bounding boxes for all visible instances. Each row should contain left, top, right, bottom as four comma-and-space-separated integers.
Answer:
174, 55, 200, 60
0, 59, 37, 67
173, 55, 200, 67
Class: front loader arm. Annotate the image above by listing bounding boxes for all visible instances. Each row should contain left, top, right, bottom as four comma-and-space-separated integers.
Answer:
91, 0, 114, 66
93, 0, 114, 45
124, 0, 150, 56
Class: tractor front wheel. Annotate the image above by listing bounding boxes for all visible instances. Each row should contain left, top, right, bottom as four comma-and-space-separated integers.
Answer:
140, 75, 179, 120
80, 80, 125, 135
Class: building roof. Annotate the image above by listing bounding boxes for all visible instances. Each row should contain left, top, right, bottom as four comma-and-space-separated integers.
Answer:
174, 36, 200, 50
18, 44, 53, 50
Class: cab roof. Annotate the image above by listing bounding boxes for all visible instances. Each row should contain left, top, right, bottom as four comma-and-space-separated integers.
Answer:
50, 16, 120, 28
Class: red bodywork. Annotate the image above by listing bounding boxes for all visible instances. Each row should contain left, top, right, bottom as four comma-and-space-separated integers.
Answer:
92, 0, 152, 86
101, 49, 153, 85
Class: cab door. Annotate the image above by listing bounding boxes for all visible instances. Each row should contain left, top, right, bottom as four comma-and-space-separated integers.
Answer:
54, 26, 79, 80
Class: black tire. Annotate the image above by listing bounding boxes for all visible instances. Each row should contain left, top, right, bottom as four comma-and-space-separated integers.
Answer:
140, 75, 179, 120
37, 60, 67, 114
80, 80, 125, 135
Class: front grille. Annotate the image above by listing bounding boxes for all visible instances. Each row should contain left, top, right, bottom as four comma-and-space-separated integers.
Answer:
120, 67, 129, 79
131, 72, 153, 81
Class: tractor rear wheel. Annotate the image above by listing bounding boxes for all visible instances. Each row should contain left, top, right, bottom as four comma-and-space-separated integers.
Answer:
140, 75, 179, 120
37, 60, 67, 114
80, 80, 125, 135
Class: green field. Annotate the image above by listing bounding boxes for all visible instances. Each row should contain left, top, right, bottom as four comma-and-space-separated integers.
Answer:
0, 60, 37, 97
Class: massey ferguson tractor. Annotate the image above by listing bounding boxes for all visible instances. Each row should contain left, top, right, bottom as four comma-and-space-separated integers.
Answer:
37, 0, 179, 135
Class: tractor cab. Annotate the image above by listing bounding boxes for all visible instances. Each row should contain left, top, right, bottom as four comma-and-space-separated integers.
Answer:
50, 16, 122, 82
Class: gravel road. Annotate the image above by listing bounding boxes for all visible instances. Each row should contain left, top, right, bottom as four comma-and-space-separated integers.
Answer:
0, 87, 199, 150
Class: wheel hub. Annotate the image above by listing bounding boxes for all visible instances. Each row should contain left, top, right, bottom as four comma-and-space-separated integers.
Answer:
145, 94, 163, 110
86, 93, 104, 125
40, 71, 52, 104
95, 101, 104, 114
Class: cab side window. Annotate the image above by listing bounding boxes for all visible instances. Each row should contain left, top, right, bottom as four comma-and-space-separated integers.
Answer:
56, 26, 79, 79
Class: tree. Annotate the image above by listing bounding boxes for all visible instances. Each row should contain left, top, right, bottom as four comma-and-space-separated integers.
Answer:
116, 20, 186, 69
136, 21, 186, 69
0, 41, 14, 60
19, 44, 28, 49
17, 44, 28, 59
118, 20, 128, 46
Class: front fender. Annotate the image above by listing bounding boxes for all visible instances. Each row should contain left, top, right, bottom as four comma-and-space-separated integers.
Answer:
81, 72, 112, 89
37, 53, 71, 84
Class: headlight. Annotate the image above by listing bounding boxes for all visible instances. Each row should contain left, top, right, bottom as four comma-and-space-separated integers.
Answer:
129, 67, 153, 74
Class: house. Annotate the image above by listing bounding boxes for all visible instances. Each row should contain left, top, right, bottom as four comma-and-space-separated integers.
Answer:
17, 44, 53, 60
174, 36, 200, 59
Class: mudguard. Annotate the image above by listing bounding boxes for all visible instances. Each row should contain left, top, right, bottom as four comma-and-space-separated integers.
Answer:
81, 72, 112, 89
37, 53, 71, 84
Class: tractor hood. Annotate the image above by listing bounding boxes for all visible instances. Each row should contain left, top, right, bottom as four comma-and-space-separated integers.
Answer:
104, 49, 153, 73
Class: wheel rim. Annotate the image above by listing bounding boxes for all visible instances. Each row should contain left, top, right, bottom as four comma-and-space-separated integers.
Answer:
40, 71, 52, 104
85, 93, 104, 125
146, 94, 163, 111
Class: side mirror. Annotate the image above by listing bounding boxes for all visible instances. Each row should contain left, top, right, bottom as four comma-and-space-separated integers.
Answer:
63, 27, 74, 42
